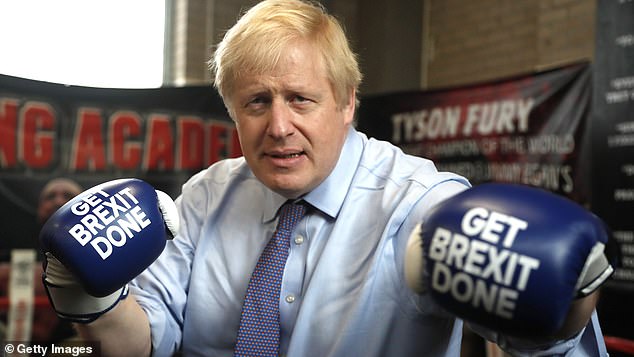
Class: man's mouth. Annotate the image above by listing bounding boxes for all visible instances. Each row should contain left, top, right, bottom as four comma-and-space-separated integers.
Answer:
271, 152, 304, 159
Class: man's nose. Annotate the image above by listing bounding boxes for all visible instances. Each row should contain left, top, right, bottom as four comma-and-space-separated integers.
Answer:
266, 99, 295, 138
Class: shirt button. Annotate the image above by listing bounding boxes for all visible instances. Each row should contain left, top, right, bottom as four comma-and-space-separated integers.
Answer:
294, 235, 304, 245
285, 294, 296, 304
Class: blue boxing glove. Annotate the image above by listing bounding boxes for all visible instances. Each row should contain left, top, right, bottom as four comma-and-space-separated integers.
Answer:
40, 178, 179, 322
404, 183, 613, 337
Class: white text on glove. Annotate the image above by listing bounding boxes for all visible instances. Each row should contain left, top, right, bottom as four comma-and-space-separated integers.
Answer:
428, 207, 540, 319
68, 188, 151, 260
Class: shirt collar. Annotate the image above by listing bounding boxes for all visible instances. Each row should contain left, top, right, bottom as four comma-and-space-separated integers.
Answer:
303, 127, 363, 219
263, 191, 289, 223
262, 127, 363, 222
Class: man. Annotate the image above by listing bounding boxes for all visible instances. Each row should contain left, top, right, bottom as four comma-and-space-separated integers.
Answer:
41, 1, 609, 356
33, 178, 82, 342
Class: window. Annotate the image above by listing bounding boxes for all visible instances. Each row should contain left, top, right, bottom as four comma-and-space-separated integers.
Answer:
0, 0, 165, 88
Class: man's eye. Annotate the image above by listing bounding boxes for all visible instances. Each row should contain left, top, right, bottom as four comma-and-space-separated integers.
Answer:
251, 97, 266, 104
293, 96, 310, 103
245, 96, 268, 107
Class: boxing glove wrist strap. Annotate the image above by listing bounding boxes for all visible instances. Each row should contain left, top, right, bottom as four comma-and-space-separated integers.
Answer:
43, 254, 129, 323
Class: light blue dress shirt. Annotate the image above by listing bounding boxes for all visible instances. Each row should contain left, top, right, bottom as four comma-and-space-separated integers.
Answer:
130, 128, 608, 357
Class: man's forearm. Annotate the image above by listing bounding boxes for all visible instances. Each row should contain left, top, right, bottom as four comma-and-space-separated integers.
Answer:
75, 296, 152, 357
551, 291, 600, 341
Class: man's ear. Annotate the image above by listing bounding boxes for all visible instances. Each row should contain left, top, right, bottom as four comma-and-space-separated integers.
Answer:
342, 89, 356, 125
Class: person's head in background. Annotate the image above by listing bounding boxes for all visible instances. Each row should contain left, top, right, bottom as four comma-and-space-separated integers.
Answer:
37, 178, 82, 226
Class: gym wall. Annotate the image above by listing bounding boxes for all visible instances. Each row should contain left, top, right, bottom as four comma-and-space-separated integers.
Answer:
423, 0, 595, 89
162, 0, 597, 94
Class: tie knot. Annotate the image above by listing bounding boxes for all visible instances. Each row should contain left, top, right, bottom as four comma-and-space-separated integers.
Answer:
277, 202, 306, 231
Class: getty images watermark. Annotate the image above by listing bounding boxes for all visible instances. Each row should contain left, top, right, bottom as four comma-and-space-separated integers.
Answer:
3, 341, 100, 356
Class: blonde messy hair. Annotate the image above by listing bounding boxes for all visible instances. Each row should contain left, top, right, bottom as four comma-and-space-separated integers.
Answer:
210, 0, 362, 111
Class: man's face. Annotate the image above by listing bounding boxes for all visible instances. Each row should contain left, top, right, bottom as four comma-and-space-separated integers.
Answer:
229, 40, 355, 198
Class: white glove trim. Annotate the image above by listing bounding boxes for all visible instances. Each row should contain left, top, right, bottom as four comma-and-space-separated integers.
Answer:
43, 254, 128, 323
44, 281, 127, 322
156, 189, 179, 239
575, 242, 613, 297
404, 224, 425, 294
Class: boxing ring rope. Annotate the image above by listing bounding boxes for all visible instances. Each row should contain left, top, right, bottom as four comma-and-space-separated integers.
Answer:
0, 296, 50, 311
604, 336, 634, 355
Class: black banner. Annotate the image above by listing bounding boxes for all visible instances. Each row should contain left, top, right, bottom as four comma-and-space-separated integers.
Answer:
0, 74, 237, 254
591, 0, 634, 345
591, 0, 634, 292
358, 63, 592, 203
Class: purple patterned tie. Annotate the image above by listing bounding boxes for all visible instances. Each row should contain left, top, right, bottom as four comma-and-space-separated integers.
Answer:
234, 202, 306, 356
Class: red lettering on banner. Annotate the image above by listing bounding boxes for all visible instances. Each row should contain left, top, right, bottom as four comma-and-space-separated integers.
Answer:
0, 99, 18, 167
0, 97, 240, 172
144, 115, 174, 170
177, 116, 205, 170
71, 108, 107, 171
110, 111, 142, 170
21, 102, 55, 168
209, 121, 228, 166
207, 121, 242, 165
